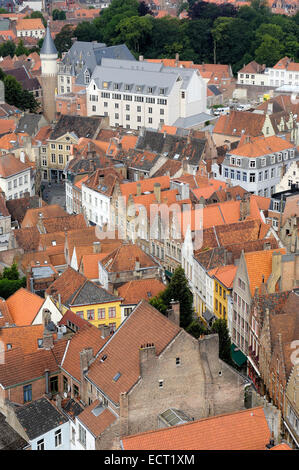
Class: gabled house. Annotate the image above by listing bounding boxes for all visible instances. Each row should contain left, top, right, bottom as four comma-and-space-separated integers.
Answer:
63, 299, 247, 450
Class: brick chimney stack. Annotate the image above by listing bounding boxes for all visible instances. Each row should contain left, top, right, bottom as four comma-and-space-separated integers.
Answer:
166, 299, 180, 326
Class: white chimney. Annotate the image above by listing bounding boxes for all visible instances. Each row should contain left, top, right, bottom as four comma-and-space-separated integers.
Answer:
20, 150, 25, 163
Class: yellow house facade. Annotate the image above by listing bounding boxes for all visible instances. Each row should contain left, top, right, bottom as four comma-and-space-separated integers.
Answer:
209, 265, 237, 322
70, 298, 122, 332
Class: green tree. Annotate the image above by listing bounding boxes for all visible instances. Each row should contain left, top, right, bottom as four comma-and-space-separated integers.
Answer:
255, 34, 283, 66
1, 263, 20, 281
0, 40, 16, 58
210, 318, 232, 364
161, 266, 194, 328
3, 75, 38, 112
113, 15, 153, 53
149, 293, 168, 315
186, 319, 208, 338
53, 9, 66, 20
15, 39, 29, 57
0, 7, 7, 13
54, 25, 74, 55
0, 264, 26, 299
75, 21, 102, 42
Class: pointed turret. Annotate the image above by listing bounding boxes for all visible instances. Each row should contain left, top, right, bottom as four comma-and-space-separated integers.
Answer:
41, 21, 58, 56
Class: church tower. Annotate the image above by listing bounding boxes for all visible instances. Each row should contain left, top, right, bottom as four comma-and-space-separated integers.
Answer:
40, 21, 58, 123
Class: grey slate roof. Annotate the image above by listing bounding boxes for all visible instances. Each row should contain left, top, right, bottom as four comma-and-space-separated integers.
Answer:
15, 397, 68, 441
59, 42, 135, 85
49, 115, 102, 140
68, 280, 121, 307
0, 412, 28, 450
91, 58, 196, 96
16, 113, 43, 136
173, 112, 216, 129
40, 22, 57, 56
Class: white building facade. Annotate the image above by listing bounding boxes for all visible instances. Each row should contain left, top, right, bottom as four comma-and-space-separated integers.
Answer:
212, 137, 298, 198
86, 58, 207, 130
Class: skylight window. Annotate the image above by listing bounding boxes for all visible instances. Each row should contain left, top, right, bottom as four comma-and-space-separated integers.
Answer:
113, 372, 121, 382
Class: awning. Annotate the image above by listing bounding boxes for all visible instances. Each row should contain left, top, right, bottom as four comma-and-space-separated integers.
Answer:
231, 343, 247, 367
165, 270, 173, 279
203, 309, 215, 323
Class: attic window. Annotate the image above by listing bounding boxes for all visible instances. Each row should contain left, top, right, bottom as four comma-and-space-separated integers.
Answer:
113, 372, 121, 382
7, 343, 12, 350
37, 338, 43, 348
52, 240, 56, 246
159, 380, 164, 388
147, 291, 152, 298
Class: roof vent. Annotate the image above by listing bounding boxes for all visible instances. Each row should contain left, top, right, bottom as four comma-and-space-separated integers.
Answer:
112, 372, 121, 382
100, 354, 107, 362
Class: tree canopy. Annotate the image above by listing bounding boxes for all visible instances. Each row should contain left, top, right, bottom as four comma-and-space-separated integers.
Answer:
70, 0, 299, 73
0, 263, 26, 299
0, 68, 39, 112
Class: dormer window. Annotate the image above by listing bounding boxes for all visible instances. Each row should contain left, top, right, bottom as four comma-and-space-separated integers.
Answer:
147, 87, 153, 94
230, 157, 235, 165
250, 160, 256, 168
113, 83, 119, 90
271, 155, 275, 164
84, 71, 90, 84
261, 158, 266, 167
103, 81, 108, 89
277, 153, 282, 162
159, 88, 165, 95
283, 152, 288, 160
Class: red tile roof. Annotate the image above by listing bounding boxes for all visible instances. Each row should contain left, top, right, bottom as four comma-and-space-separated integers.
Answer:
0, 324, 45, 354
0, 152, 32, 177
21, 205, 67, 228
117, 278, 165, 305
87, 300, 180, 404
209, 264, 237, 289
230, 135, 293, 158
122, 406, 271, 450
101, 244, 159, 273
0, 119, 16, 134
6, 288, 44, 326
213, 111, 266, 137
61, 323, 107, 383
120, 176, 170, 202
46, 266, 86, 306
77, 400, 117, 437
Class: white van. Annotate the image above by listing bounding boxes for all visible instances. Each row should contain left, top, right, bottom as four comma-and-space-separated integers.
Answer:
213, 106, 230, 116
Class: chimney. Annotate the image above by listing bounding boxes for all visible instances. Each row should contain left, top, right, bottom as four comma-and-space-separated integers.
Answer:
93, 241, 101, 253
43, 327, 54, 350
98, 324, 111, 339
136, 182, 142, 196
154, 182, 161, 203
175, 53, 179, 66
239, 196, 250, 221
166, 299, 180, 326
44, 369, 50, 395
80, 348, 93, 381
20, 150, 25, 163
120, 392, 129, 437
139, 55, 144, 62
56, 395, 62, 409
135, 257, 140, 271
139, 343, 156, 377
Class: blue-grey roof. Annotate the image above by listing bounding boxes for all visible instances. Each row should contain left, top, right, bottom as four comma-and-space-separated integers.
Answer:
90, 58, 197, 97
40, 23, 57, 56
173, 112, 216, 129
59, 42, 136, 85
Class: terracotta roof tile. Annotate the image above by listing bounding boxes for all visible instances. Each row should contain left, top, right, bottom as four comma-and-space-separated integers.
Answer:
77, 400, 117, 437
0, 298, 13, 327
117, 278, 165, 305
0, 324, 45, 354
58, 309, 90, 330
61, 323, 107, 383
213, 111, 266, 137
16, 18, 45, 31
6, 288, 44, 326
121, 407, 270, 450
46, 266, 86, 307
230, 135, 293, 158
0, 339, 67, 388
209, 264, 237, 289
0, 152, 32, 177
120, 176, 170, 202
0, 119, 16, 135
244, 248, 286, 297
21, 205, 67, 229
80, 253, 109, 280
87, 300, 180, 404
41, 214, 87, 233
101, 244, 159, 273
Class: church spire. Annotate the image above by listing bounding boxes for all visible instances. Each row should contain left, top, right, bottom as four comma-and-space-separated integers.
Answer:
41, 21, 58, 56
